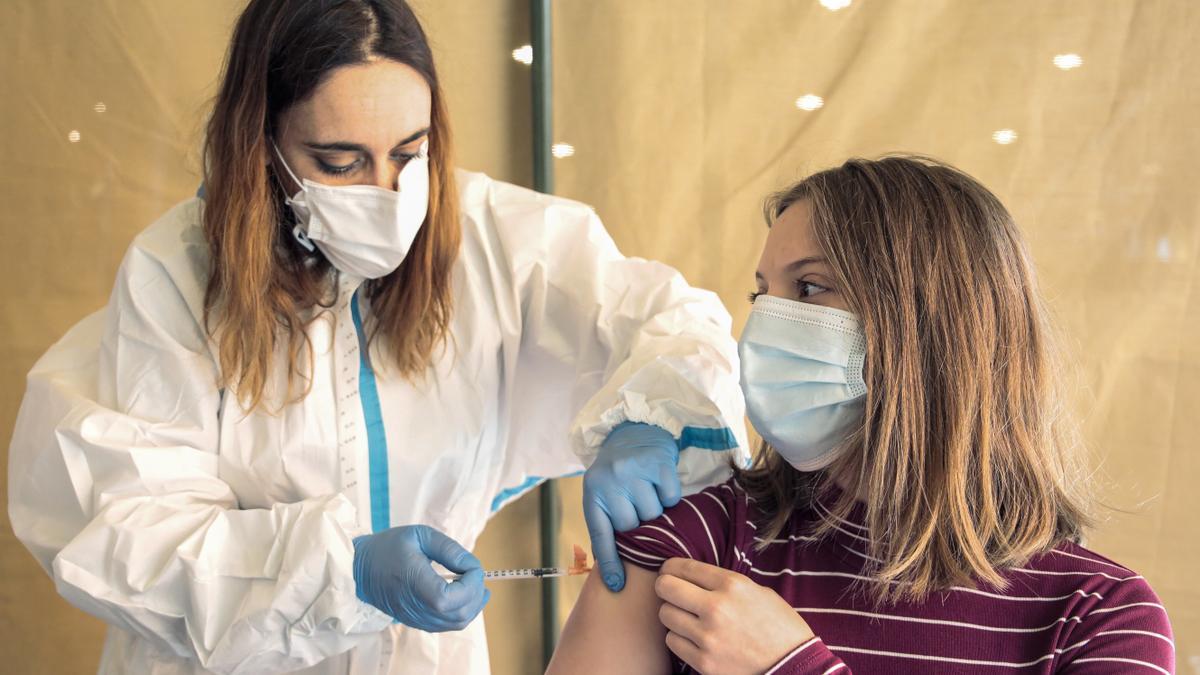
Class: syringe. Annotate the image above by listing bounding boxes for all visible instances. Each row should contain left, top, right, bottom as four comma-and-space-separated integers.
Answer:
440, 566, 581, 582
440, 544, 592, 582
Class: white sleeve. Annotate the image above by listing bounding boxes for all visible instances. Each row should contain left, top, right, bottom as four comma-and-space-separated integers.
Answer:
495, 188, 749, 495
7, 245, 391, 675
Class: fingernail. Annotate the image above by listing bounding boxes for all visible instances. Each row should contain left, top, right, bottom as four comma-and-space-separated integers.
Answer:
605, 574, 623, 590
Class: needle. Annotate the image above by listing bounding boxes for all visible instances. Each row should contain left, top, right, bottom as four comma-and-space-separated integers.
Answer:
440, 544, 592, 582
439, 567, 577, 581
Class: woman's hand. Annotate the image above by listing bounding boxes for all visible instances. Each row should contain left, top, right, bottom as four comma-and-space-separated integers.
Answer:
352, 525, 490, 632
655, 557, 814, 675
584, 422, 682, 592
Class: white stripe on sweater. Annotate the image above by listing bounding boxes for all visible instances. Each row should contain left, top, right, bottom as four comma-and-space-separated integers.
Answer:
1087, 602, 1166, 617
733, 548, 1106, 603
682, 497, 720, 564
1012, 567, 1143, 583
618, 540, 666, 565
793, 606, 1085, 634
1068, 657, 1170, 675
826, 644, 1057, 668
701, 490, 730, 519
641, 525, 691, 558
1049, 548, 1133, 574
1095, 629, 1175, 648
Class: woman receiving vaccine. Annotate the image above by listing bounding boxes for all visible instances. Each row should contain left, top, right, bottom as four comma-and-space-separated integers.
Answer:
549, 157, 1175, 674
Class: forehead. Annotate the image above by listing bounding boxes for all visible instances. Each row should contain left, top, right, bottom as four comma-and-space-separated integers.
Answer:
283, 60, 431, 143
761, 199, 821, 268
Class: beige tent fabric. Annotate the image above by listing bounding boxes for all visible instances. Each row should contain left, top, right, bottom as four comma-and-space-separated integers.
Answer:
550, 0, 1198, 670
2, 1, 1196, 673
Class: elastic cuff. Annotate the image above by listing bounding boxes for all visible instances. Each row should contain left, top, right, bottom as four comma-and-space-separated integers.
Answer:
599, 404, 686, 443
764, 637, 844, 675
572, 403, 685, 463
351, 535, 372, 605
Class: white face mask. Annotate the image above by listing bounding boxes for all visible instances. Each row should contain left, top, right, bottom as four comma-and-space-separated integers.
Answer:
738, 295, 867, 471
272, 140, 431, 280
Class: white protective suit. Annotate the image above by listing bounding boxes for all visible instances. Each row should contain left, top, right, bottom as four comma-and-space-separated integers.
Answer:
8, 169, 749, 675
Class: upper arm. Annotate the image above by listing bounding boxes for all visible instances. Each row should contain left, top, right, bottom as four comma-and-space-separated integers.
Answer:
547, 567, 671, 675
1059, 578, 1175, 673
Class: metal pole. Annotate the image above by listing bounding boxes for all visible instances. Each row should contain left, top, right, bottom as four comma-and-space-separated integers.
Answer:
530, 0, 558, 667
531, 0, 554, 196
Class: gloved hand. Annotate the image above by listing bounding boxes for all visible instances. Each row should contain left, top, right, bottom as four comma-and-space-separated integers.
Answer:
352, 525, 490, 632
583, 422, 682, 592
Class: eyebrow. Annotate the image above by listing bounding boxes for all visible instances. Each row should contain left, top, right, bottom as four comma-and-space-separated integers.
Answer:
303, 127, 430, 153
755, 256, 828, 280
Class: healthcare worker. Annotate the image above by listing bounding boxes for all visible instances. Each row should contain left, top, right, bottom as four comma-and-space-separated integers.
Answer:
6, 1, 748, 674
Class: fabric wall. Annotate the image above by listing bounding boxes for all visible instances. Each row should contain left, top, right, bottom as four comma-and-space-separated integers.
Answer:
549, 0, 1199, 670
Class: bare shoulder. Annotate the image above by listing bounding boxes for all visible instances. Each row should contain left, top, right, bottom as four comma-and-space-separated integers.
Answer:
547, 566, 670, 675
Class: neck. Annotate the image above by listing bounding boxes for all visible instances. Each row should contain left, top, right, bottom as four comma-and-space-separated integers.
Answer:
828, 462, 870, 504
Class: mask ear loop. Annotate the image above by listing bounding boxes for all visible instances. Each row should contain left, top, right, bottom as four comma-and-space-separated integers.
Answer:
270, 140, 317, 253
270, 141, 306, 193
292, 225, 317, 253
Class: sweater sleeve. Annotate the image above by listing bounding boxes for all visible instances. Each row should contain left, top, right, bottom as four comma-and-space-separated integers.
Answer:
765, 637, 852, 675
613, 481, 740, 570
480, 176, 750, 495
1057, 574, 1175, 673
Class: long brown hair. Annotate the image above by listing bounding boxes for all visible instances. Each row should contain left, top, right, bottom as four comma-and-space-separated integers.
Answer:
202, 0, 460, 409
738, 156, 1092, 602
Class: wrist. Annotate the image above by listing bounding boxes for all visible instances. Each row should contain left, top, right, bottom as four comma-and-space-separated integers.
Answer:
351, 535, 371, 603
624, 421, 682, 454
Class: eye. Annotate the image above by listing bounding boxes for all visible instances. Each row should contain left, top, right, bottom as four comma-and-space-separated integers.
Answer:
391, 151, 420, 169
316, 159, 361, 176
747, 291, 762, 303
796, 280, 830, 298
391, 151, 419, 166
393, 139, 429, 165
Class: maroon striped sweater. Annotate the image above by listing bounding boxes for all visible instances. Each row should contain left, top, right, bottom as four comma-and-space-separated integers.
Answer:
615, 480, 1175, 674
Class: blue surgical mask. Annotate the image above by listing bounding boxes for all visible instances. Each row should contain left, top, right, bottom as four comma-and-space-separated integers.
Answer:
738, 295, 867, 471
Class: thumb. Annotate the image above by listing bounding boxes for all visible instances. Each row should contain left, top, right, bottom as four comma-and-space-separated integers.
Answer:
585, 500, 625, 592
655, 462, 683, 508
439, 567, 487, 611
419, 526, 482, 574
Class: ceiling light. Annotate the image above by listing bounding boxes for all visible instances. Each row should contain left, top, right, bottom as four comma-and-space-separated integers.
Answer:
992, 129, 1018, 145
820, 0, 852, 10
795, 94, 825, 111
1053, 53, 1083, 70
512, 45, 533, 65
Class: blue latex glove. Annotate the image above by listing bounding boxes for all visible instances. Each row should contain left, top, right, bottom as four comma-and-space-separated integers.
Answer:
583, 422, 682, 592
352, 525, 490, 632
